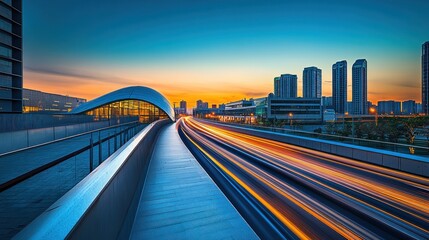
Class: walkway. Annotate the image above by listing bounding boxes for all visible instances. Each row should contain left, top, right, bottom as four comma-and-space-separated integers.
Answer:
130, 124, 258, 239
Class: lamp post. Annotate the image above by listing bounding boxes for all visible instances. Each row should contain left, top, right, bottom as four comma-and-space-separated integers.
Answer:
289, 112, 293, 129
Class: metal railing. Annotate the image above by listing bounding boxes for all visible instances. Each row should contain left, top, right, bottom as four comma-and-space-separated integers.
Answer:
199, 119, 429, 156
0, 121, 147, 239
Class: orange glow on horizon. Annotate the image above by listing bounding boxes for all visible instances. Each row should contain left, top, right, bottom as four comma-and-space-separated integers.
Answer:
24, 68, 421, 110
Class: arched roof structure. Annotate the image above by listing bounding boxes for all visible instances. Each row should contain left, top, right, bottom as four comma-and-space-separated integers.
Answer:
71, 86, 174, 121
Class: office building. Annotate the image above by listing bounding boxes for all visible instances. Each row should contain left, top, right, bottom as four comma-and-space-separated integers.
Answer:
196, 100, 208, 109
423, 41, 429, 115
23, 89, 86, 113
322, 96, 333, 109
378, 100, 401, 115
274, 74, 297, 98
416, 103, 423, 114
267, 94, 322, 123
303, 67, 322, 98
178, 100, 187, 114
352, 59, 368, 115
402, 100, 416, 115
346, 101, 353, 114
180, 100, 186, 110
332, 60, 347, 114
0, 0, 22, 113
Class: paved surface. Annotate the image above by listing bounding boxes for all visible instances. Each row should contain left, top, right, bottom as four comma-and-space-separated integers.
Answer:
0, 124, 144, 239
130, 124, 258, 240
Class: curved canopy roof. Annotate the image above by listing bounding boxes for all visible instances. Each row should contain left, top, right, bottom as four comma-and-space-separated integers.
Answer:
70, 86, 174, 121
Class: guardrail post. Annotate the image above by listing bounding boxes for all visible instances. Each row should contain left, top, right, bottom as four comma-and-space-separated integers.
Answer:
120, 130, 123, 145
90, 134, 94, 172
108, 132, 111, 155
98, 130, 102, 164
115, 129, 118, 151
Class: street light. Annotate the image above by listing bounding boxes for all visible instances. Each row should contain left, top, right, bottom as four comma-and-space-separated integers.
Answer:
289, 112, 293, 128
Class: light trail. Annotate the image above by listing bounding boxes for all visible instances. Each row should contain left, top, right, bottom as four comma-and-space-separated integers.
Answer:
178, 117, 429, 239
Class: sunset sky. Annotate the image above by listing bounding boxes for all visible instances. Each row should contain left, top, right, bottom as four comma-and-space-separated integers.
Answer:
23, 0, 429, 108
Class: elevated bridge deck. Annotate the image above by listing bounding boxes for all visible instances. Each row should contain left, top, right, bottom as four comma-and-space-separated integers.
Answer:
130, 123, 258, 239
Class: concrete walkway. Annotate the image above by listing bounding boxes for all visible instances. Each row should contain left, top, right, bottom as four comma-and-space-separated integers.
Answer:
130, 124, 258, 240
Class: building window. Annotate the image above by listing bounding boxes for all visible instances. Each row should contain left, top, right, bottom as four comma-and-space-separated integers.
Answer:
0, 18, 12, 32
0, 74, 11, 87
0, 45, 11, 58
0, 4, 12, 19
84, 100, 168, 123
0, 59, 12, 73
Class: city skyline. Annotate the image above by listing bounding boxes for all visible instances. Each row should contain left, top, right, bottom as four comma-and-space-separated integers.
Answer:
22, 0, 429, 108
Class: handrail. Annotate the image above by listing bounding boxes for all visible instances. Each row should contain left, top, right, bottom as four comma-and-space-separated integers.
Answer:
13, 119, 169, 240
0, 123, 144, 192
198, 119, 429, 151
0, 121, 140, 158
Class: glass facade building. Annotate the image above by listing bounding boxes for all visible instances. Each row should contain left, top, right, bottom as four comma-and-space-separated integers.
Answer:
84, 99, 168, 123
70, 86, 174, 123
0, 0, 22, 113
23, 88, 86, 113
332, 60, 347, 114
303, 67, 322, 98
352, 59, 368, 115
274, 74, 297, 98
423, 41, 429, 115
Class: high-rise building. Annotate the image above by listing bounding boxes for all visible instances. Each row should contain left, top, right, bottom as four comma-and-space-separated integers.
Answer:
422, 41, 429, 115
196, 100, 204, 109
322, 96, 333, 109
332, 60, 347, 114
303, 67, 322, 98
378, 100, 401, 115
274, 74, 297, 98
0, 0, 22, 113
352, 59, 368, 115
402, 100, 416, 115
178, 100, 187, 114
180, 100, 187, 110
416, 103, 423, 114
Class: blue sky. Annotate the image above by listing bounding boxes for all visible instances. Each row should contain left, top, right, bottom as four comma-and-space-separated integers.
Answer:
23, 0, 429, 106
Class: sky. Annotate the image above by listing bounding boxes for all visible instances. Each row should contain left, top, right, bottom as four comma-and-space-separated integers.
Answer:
23, 0, 429, 108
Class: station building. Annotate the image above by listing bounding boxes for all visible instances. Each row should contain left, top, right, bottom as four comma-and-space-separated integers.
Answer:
71, 86, 174, 123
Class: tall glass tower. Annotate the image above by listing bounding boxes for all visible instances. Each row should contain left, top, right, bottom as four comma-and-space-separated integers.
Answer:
274, 74, 297, 98
0, 0, 22, 113
423, 41, 429, 115
352, 59, 368, 115
303, 66, 322, 98
332, 60, 347, 114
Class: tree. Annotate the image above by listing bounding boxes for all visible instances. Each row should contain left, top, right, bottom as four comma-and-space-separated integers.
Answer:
402, 116, 427, 145
325, 122, 337, 135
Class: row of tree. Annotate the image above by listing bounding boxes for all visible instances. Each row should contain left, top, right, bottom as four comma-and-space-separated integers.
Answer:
324, 116, 429, 146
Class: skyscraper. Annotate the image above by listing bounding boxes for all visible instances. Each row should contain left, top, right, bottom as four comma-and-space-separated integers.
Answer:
332, 61, 347, 114
0, 0, 22, 113
180, 100, 187, 110
303, 67, 322, 98
422, 41, 429, 115
274, 74, 297, 98
352, 59, 368, 115
179, 100, 187, 114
